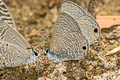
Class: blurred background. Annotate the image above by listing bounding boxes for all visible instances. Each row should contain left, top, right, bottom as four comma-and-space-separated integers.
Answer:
1, 0, 120, 80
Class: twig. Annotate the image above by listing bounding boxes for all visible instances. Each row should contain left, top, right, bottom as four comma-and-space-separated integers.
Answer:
106, 46, 120, 56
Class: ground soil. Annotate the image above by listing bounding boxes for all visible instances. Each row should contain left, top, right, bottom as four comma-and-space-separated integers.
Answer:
0, 0, 120, 80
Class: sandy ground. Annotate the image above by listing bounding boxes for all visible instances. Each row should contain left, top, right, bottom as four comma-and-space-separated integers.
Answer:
0, 0, 120, 80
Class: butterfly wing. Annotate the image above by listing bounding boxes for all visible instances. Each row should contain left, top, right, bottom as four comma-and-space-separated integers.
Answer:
0, 0, 16, 28
77, 15, 100, 44
87, 0, 96, 18
0, 21, 39, 67
61, 1, 86, 19
61, 1, 100, 45
0, 41, 32, 67
47, 12, 89, 62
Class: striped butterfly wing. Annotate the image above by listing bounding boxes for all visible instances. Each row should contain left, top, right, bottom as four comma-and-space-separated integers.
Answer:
0, 0, 16, 28
61, 1, 86, 19
46, 12, 89, 62
0, 21, 39, 67
87, 0, 96, 18
61, 1, 100, 45
76, 15, 100, 44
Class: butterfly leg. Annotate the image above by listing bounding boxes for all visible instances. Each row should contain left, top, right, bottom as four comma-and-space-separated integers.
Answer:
24, 64, 29, 73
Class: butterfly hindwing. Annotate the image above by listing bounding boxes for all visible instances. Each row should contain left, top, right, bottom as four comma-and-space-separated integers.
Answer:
61, 1, 100, 45
0, 21, 39, 67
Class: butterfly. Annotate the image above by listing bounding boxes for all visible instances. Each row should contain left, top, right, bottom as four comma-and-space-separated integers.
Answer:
0, 0, 40, 67
45, 12, 89, 62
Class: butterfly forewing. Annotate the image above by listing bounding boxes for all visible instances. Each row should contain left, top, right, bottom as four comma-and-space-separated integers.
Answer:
61, 1, 86, 20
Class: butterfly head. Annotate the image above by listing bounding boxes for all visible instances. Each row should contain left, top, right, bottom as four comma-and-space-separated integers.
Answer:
44, 48, 62, 62
32, 49, 40, 57
44, 48, 50, 54
27, 47, 40, 63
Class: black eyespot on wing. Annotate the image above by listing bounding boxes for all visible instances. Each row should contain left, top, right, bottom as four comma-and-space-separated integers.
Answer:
6, 44, 8, 46
94, 28, 98, 33
82, 46, 87, 50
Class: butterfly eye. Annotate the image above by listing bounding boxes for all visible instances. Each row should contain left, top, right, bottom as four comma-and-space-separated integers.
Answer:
82, 46, 87, 50
45, 48, 49, 53
94, 28, 98, 33
34, 51, 39, 56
